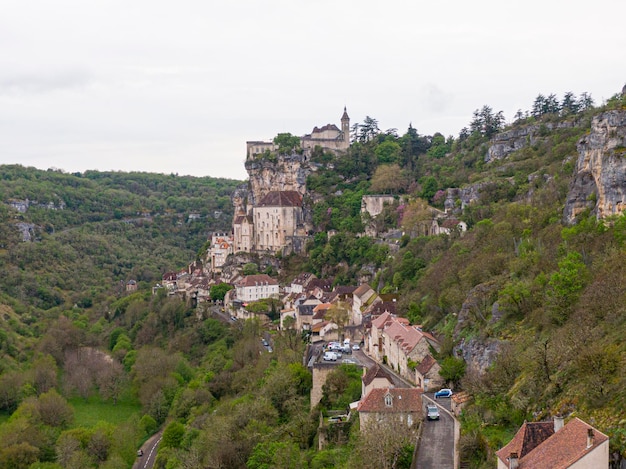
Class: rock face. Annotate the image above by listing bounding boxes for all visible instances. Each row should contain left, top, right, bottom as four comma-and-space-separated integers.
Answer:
485, 120, 577, 163
242, 153, 310, 210
564, 110, 626, 223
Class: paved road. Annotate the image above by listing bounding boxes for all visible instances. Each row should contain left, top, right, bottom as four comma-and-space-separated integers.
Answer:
133, 431, 163, 469
352, 349, 411, 388
414, 395, 455, 469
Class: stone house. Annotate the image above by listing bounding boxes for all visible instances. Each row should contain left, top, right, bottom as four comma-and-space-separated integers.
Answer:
351, 284, 378, 326
368, 312, 440, 383
414, 354, 444, 392
361, 363, 394, 397
496, 417, 609, 469
234, 274, 279, 302
207, 233, 234, 274
357, 387, 422, 431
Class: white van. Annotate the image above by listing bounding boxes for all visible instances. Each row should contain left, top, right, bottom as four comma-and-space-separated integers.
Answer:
323, 352, 337, 361
344, 338, 351, 346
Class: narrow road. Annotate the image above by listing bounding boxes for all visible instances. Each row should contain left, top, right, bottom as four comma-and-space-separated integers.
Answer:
414, 394, 455, 469
133, 430, 163, 469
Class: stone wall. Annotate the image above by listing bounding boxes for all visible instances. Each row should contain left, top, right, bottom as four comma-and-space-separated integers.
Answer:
361, 195, 395, 218
310, 363, 338, 410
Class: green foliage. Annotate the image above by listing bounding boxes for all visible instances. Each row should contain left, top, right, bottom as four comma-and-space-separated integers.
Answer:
273, 133, 301, 154
545, 251, 588, 324
242, 263, 259, 275
209, 283, 233, 302
162, 421, 185, 449
438, 356, 467, 386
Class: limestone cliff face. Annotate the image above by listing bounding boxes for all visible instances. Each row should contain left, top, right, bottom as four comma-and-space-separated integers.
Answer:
233, 153, 311, 216
485, 120, 576, 163
564, 110, 626, 223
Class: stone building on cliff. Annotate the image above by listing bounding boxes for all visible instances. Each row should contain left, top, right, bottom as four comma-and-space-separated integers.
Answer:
234, 109, 350, 255
246, 108, 350, 160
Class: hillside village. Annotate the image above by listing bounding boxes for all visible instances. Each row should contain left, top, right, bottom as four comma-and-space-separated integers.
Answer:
1, 90, 625, 467
151, 103, 626, 468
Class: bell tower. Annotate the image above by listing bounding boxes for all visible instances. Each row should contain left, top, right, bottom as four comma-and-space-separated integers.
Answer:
341, 106, 350, 148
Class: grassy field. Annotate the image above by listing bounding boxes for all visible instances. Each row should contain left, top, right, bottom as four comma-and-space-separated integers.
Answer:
69, 396, 142, 428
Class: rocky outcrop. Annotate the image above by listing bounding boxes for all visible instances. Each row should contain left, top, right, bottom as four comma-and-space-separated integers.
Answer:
564, 110, 626, 223
454, 337, 502, 374
243, 153, 310, 207
485, 120, 577, 163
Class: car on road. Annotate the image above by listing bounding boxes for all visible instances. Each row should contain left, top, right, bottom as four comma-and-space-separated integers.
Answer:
137, 449, 144, 457
434, 388, 453, 399
426, 404, 440, 420
323, 351, 338, 361
352, 344, 360, 350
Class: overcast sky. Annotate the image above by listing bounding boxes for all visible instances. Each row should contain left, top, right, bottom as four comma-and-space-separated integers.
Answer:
1, 1, 625, 181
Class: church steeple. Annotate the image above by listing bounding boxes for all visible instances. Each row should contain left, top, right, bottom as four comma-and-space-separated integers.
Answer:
341, 106, 350, 147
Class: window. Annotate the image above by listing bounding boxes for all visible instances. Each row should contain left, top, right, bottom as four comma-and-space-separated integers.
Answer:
384, 393, 393, 407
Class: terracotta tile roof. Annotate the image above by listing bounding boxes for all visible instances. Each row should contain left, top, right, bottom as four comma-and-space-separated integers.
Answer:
311, 321, 329, 332
353, 284, 373, 298
332, 286, 357, 296
308, 278, 333, 292
236, 274, 278, 287
257, 190, 302, 207
291, 272, 316, 286
373, 313, 439, 354
368, 301, 397, 316
362, 363, 393, 387
497, 418, 609, 468
371, 311, 393, 330
312, 303, 331, 320
357, 387, 422, 413
415, 354, 438, 375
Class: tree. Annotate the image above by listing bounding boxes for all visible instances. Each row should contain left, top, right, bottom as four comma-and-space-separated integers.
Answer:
420, 176, 439, 202
209, 283, 233, 302
370, 164, 408, 194
273, 133, 301, 154
352, 418, 418, 469
326, 301, 350, 335
531, 94, 546, 118
439, 356, 466, 387
242, 263, 259, 276
36, 389, 74, 427
561, 91, 580, 115
162, 421, 185, 449
578, 92, 594, 110
400, 198, 432, 237
358, 116, 380, 142
375, 140, 402, 165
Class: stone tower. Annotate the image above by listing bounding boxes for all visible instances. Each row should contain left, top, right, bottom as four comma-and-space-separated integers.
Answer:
341, 107, 350, 146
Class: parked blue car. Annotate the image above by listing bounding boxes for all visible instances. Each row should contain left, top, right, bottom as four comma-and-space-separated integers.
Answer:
434, 388, 453, 399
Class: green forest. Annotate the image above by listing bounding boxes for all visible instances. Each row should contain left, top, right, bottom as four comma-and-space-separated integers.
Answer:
0, 88, 624, 468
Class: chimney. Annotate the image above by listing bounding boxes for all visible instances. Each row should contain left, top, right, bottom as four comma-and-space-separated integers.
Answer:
509, 452, 519, 469
587, 428, 595, 449
554, 415, 564, 432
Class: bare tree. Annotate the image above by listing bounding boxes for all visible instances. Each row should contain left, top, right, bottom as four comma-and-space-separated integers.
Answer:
352, 418, 419, 469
